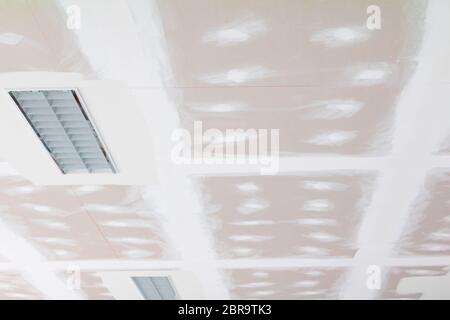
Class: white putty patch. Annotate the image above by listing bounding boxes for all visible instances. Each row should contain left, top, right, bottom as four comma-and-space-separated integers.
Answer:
310, 26, 370, 48
237, 198, 270, 214
301, 100, 364, 120
296, 218, 337, 226
236, 182, 261, 194
0, 32, 24, 45
100, 219, 153, 228
82, 204, 131, 214
230, 247, 256, 257
301, 180, 348, 191
202, 17, 268, 46
229, 220, 275, 226
428, 230, 450, 241
32, 219, 70, 231
3, 185, 44, 196
306, 232, 340, 243
121, 249, 154, 259
250, 290, 276, 297
4, 292, 36, 299
109, 237, 157, 245
291, 280, 320, 288
34, 237, 76, 247
302, 199, 334, 212
406, 269, 444, 276
190, 102, 248, 113
200, 66, 273, 85
237, 282, 274, 288
74, 185, 104, 194
228, 235, 273, 242
297, 246, 329, 256
307, 131, 357, 146
294, 289, 327, 296
252, 271, 270, 278
418, 243, 450, 252
21, 204, 63, 216
0, 283, 16, 290
351, 63, 393, 86
304, 270, 325, 277
53, 249, 78, 259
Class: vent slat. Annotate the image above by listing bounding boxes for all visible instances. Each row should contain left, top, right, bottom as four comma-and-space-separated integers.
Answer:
58, 159, 84, 165
23, 106, 50, 112
53, 109, 81, 115
40, 135, 70, 142
60, 165, 87, 172
29, 115, 58, 122
50, 101, 79, 108
34, 121, 62, 129
21, 101, 48, 108
50, 145, 73, 153
69, 135, 97, 142
85, 161, 108, 166
13, 92, 45, 100
86, 164, 110, 170
77, 147, 100, 153
45, 91, 73, 100
22, 109, 54, 116
58, 115, 86, 122
73, 142, 97, 148
80, 152, 104, 159
47, 141, 72, 147
66, 128, 92, 135
61, 122, 90, 129
53, 151, 79, 157
38, 128, 66, 135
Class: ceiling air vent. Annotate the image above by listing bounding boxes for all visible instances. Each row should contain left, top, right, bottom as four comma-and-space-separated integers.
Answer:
132, 277, 178, 300
8, 89, 116, 174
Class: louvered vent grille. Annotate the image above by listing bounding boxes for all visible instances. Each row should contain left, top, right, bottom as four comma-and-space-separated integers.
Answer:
132, 277, 177, 300
9, 89, 116, 174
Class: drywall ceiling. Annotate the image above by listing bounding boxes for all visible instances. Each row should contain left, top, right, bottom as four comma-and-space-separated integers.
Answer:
0, 0, 450, 300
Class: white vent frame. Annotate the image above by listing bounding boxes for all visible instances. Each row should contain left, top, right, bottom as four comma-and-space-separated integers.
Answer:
98, 270, 205, 300
0, 72, 157, 185
8, 88, 118, 174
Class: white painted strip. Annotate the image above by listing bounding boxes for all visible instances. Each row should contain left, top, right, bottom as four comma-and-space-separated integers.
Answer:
0, 256, 449, 271
4, 154, 450, 179
57, 0, 231, 299
184, 155, 450, 175
0, 161, 18, 176
184, 156, 384, 175
340, 0, 450, 299
136, 89, 231, 299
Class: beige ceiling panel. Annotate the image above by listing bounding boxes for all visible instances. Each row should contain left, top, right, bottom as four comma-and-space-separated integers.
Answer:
227, 267, 346, 299
399, 170, 450, 256
157, 0, 424, 87
180, 86, 400, 155
0, 0, 93, 75
75, 186, 169, 260
199, 174, 374, 258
